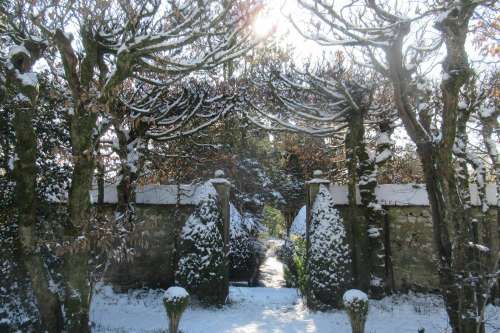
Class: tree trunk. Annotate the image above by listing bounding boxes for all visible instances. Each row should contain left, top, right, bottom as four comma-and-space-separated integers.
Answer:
107, 111, 149, 263
7, 41, 63, 332
357, 143, 386, 298
14, 104, 63, 332
418, 142, 479, 333
344, 113, 370, 292
65, 102, 96, 333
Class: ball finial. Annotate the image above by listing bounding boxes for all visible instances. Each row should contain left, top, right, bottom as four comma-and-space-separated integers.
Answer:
214, 169, 225, 178
313, 170, 323, 178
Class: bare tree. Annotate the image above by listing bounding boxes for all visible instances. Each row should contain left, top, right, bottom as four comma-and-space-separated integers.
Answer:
2, 0, 263, 331
289, 1, 497, 331
244, 60, 397, 299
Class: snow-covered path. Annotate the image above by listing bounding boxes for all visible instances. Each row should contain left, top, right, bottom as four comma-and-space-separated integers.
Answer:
91, 284, 500, 333
258, 239, 286, 288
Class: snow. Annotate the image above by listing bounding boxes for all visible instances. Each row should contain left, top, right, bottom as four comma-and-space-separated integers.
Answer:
90, 284, 500, 333
329, 183, 497, 206
8, 45, 29, 58
289, 206, 306, 237
89, 182, 218, 205
480, 105, 496, 118
258, 239, 286, 288
375, 133, 393, 146
210, 177, 232, 185
375, 148, 392, 163
306, 176, 330, 184
164, 287, 189, 302
343, 289, 368, 306
457, 101, 468, 110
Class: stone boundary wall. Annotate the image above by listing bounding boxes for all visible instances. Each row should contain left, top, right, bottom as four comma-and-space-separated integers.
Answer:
97, 177, 231, 302
301, 175, 497, 292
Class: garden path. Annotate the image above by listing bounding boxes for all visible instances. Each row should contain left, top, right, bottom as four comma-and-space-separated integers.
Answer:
258, 238, 286, 288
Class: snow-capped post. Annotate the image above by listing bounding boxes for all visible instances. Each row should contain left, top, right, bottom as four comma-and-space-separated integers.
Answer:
343, 289, 369, 333
163, 286, 189, 333
211, 170, 231, 302
305, 170, 330, 305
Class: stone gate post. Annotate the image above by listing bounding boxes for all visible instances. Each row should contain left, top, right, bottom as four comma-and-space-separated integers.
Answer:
211, 170, 231, 303
305, 170, 330, 305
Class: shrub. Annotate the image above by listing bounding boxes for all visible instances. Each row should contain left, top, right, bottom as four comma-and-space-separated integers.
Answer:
292, 238, 308, 297
308, 185, 352, 308
176, 195, 225, 305
228, 204, 254, 280
163, 286, 189, 333
343, 289, 369, 333
280, 237, 307, 292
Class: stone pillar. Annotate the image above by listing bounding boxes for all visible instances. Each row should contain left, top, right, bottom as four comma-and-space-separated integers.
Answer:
305, 170, 330, 305
211, 170, 231, 303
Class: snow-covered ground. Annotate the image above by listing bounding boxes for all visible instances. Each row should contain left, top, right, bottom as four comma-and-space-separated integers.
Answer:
91, 284, 500, 333
258, 239, 286, 288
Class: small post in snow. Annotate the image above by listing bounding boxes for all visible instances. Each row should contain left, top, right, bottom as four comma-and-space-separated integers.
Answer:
211, 170, 231, 303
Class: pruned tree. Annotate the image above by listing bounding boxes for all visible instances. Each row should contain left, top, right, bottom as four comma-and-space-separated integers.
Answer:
244, 60, 396, 297
0, 13, 64, 331
289, 0, 498, 331
1, 0, 263, 330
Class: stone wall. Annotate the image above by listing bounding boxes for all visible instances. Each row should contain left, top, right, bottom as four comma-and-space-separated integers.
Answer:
104, 205, 194, 291
93, 178, 232, 301
336, 206, 497, 292
297, 179, 498, 293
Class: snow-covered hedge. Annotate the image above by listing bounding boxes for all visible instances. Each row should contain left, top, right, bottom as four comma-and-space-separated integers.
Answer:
176, 194, 225, 305
289, 205, 306, 238
308, 185, 352, 308
228, 204, 254, 280
228, 204, 265, 282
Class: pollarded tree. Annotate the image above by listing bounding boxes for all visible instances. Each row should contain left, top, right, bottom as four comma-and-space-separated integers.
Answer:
176, 194, 226, 305
290, 1, 497, 331
1, 1, 263, 330
244, 61, 395, 296
308, 185, 352, 309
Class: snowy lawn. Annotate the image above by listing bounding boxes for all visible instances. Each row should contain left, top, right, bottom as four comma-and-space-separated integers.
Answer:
91, 284, 500, 333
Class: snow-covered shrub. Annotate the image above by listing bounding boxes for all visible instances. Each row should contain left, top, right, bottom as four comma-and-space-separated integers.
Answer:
163, 286, 189, 333
308, 185, 352, 308
289, 205, 306, 238
343, 289, 369, 333
176, 195, 225, 305
228, 204, 254, 280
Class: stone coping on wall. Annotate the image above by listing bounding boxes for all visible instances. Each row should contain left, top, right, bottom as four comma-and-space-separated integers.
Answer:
89, 182, 219, 205
329, 183, 497, 206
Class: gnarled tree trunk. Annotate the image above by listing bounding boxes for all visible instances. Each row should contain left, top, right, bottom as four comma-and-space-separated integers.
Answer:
8, 41, 63, 332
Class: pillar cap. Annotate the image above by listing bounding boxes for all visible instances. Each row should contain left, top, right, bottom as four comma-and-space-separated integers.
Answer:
307, 170, 330, 185
211, 169, 231, 186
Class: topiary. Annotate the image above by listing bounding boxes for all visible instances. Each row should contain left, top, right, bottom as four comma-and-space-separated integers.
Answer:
308, 185, 352, 308
343, 289, 369, 333
163, 286, 189, 333
176, 194, 226, 305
